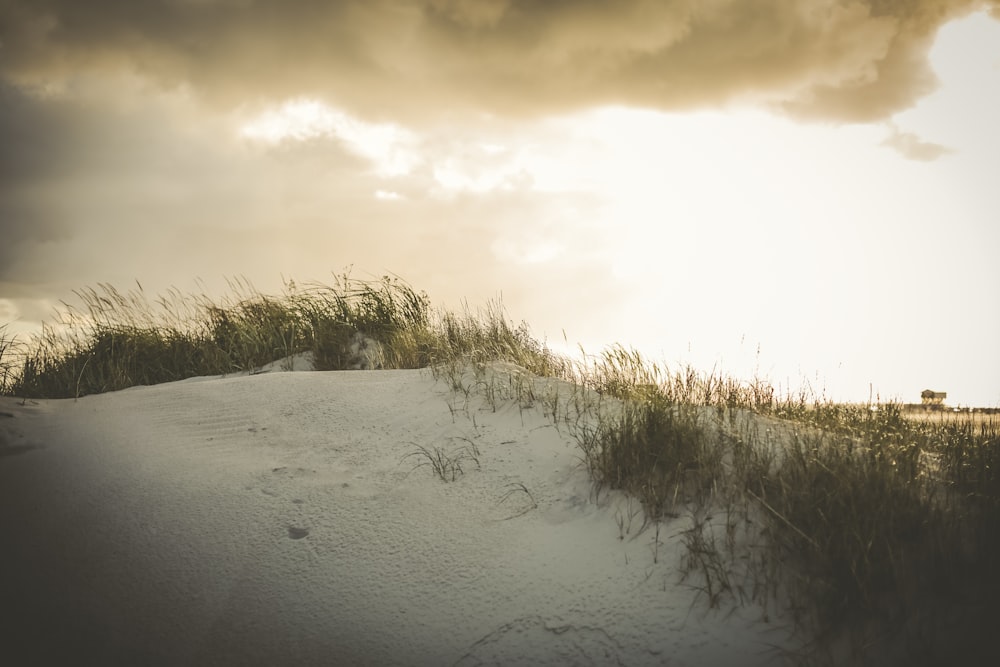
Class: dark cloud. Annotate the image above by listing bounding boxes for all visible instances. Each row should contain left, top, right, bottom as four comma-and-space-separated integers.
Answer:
1, 0, 996, 123
0, 85, 82, 279
0, 84, 87, 184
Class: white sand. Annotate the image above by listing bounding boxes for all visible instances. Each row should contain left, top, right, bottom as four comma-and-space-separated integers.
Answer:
0, 361, 794, 666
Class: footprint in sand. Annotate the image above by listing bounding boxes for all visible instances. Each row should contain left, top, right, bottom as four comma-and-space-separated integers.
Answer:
287, 526, 310, 540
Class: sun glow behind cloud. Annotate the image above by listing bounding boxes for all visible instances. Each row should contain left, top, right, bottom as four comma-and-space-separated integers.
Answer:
222, 32, 998, 406
240, 99, 420, 177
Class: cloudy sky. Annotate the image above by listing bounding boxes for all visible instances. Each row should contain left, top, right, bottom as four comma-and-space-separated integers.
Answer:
1, 0, 998, 406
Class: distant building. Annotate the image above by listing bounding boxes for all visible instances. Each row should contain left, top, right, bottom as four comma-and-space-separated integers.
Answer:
921, 389, 947, 409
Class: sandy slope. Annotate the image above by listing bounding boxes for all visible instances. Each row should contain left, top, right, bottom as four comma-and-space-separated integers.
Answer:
0, 365, 793, 666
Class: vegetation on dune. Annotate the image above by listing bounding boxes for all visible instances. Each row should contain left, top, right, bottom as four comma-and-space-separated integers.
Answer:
1, 274, 567, 400
0, 324, 22, 397
556, 350, 997, 665
1, 275, 998, 665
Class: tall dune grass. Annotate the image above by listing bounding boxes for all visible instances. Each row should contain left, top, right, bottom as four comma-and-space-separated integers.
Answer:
1, 275, 565, 399
575, 348, 998, 664
2, 275, 997, 664
0, 324, 23, 396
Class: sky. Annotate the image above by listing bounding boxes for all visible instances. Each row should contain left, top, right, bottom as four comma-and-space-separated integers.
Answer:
1, 0, 998, 407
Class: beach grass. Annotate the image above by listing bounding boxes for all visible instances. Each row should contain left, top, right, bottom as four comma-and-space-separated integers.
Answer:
2, 275, 997, 665
0, 324, 22, 396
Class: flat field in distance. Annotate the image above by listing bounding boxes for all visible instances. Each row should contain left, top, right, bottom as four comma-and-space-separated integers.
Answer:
901, 407, 999, 426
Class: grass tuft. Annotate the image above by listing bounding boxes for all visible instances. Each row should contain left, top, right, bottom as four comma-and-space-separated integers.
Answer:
0, 324, 24, 396
402, 439, 481, 482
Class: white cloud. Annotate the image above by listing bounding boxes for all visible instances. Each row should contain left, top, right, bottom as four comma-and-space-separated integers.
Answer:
240, 99, 421, 176
880, 122, 952, 161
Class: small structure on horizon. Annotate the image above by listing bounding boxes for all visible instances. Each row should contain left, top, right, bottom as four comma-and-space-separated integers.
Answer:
921, 389, 947, 409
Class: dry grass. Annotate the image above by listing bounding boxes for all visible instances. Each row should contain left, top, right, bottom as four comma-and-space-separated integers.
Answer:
533, 346, 1000, 665
2, 274, 568, 399
3, 275, 997, 665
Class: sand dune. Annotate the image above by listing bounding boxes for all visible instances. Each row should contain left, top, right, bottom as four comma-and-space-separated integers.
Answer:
0, 363, 792, 666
